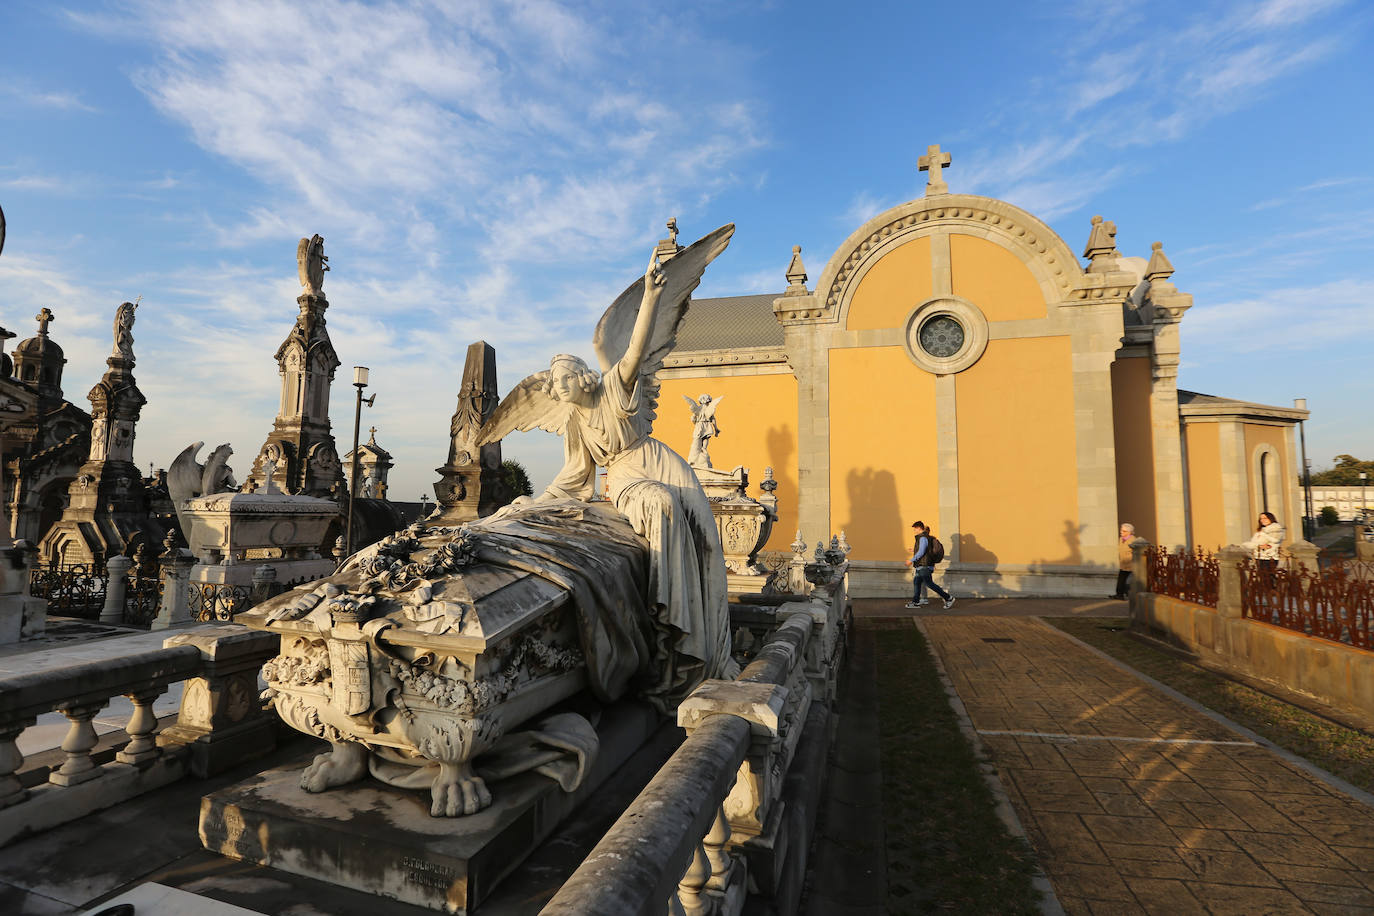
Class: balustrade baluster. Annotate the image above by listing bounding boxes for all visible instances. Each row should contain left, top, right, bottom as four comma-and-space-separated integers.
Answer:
116, 687, 166, 765
49, 701, 108, 786
0, 719, 35, 807
704, 802, 732, 892
677, 838, 711, 916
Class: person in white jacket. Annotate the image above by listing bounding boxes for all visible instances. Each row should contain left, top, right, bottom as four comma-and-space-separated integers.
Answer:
1242, 512, 1285, 590
1242, 512, 1285, 559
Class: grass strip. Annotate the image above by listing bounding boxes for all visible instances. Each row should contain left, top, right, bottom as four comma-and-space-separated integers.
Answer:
1045, 617, 1374, 794
874, 620, 1041, 914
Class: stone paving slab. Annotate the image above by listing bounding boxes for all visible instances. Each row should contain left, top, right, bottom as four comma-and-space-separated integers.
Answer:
921, 615, 1374, 915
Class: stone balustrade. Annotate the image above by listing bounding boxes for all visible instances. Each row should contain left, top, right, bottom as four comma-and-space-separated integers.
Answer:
543, 547, 848, 916
0, 623, 278, 847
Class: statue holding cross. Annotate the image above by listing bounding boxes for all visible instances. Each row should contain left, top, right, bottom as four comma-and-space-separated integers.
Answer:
918, 143, 952, 196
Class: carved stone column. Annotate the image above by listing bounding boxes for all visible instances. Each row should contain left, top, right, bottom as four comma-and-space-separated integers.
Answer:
99, 554, 132, 624
152, 548, 196, 630
433, 341, 503, 523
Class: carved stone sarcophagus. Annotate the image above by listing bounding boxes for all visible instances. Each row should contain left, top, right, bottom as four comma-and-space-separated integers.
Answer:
238, 500, 650, 817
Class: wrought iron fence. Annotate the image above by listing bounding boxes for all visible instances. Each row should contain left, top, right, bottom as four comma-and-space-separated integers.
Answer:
1240, 557, 1374, 649
189, 582, 255, 622
29, 563, 108, 619
123, 573, 166, 628
1145, 546, 1219, 607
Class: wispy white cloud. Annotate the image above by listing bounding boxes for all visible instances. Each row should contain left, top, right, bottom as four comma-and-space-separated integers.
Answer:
1185, 278, 1374, 354
955, 0, 1350, 215
840, 192, 887, 228
0, 81, 97, 113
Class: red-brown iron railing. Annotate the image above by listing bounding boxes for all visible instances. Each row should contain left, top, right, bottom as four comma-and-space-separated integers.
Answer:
1145, 546, 1219, 608
1240, 557, 1374, 649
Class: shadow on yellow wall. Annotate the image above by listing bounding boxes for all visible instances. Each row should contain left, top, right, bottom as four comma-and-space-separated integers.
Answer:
840, 467, 905, 560
957, 532, 998, 565
764, 423, 797, 549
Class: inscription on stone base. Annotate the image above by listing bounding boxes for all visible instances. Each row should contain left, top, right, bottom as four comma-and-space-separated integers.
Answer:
200, 700, 659, 913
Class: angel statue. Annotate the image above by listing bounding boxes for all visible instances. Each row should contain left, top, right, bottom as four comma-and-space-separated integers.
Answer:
296, 234, 329, 297
478, 224, 737, 708
683, 393, 724, 468
112, 299, 137, 361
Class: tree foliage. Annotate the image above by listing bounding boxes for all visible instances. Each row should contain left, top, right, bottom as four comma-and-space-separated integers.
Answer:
1309, 455, 1374, 486
499, 459, 534, 506
1319, 505, 1340, 526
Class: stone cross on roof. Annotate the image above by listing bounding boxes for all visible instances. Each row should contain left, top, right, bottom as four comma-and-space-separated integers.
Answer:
35, 308, 54, 336
918, 144, 952, 195
368, 426, 378, 445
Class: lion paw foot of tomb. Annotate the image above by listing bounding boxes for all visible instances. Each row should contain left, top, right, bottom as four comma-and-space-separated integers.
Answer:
430, 762, 491, 817
300, 741, 369, 793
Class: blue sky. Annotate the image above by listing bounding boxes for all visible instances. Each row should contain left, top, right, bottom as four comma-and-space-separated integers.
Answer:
1, 0, 1370, 500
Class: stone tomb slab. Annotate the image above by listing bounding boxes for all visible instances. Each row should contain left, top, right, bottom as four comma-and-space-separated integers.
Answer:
199, 700, 659, 914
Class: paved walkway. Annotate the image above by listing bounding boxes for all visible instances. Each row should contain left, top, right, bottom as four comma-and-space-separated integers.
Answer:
922, 615, 1374, 915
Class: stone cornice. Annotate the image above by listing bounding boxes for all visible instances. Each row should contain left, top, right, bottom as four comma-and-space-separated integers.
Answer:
662, 346, 789, 369
1179, 403, 1308, 423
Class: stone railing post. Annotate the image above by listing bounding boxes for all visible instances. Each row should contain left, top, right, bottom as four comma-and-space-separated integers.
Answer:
250, 564, 280, 608
1216, 546, 1248, 618
99, 554, 133, 625
1288, 539, 1320, 574
152, 548, 196, 631
1128, 538, 1150, 623
0, 540, 45, 643
678, 679, 785, 877
159, 626, 279, 777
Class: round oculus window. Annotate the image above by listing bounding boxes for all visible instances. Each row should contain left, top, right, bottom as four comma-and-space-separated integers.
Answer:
918, 315, 965, 358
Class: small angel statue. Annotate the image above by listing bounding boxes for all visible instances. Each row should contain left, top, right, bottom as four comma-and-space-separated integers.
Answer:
479, 224, 736, 706
683, 393, 724, 469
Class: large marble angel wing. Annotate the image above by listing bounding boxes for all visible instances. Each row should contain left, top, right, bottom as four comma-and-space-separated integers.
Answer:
475, 370, 570, 446
591, 224, 735, 377
682, 394, 701, 419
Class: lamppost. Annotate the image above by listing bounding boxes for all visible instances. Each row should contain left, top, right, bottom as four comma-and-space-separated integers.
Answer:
345, 366, 375, 557
1295, 398, 1314, 539
1362, 471, 1369, 525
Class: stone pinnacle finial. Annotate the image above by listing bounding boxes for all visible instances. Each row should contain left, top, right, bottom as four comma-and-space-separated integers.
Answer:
367, 426, 378, 446
1082, 215, 1120, 272
918, 144, 952, 196
784, 245, 809, 295
1145, 241, 1175, 283
35, 307, 54, 337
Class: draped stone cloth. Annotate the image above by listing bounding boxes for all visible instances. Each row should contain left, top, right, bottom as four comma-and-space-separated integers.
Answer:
542, 369, 734, 709
467, 499, 653, 704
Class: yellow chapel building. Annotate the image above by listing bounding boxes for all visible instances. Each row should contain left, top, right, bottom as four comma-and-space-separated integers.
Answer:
655, 145, 1307, 598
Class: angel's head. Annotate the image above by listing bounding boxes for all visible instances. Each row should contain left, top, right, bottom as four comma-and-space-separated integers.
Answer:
698, 394, 712, 405
547, 354, 599, 406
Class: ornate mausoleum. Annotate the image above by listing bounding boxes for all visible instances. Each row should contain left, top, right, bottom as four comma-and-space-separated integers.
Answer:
657, 145, 1306, 597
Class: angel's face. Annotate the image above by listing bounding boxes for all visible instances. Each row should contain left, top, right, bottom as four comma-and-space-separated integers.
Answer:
550, 363, 594, 407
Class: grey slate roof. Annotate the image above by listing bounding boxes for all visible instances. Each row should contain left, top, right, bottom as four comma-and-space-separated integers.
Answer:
676, 294, 784, 351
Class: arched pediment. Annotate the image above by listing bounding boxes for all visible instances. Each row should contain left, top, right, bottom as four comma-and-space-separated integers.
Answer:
807, 195, 1084, 328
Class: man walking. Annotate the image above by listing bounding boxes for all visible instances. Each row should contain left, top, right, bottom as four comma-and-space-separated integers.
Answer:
905, 520, 955, 610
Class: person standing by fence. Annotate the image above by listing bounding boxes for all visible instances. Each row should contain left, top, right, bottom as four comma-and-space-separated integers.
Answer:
1242, 512, 1285, 589
1112, 523, 1135, 599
